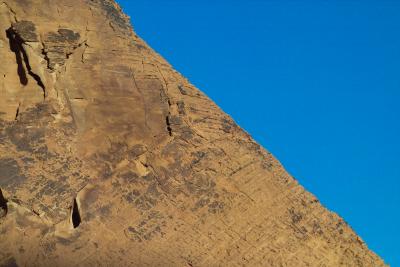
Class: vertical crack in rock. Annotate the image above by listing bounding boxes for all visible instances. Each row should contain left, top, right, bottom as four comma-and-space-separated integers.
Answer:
6, 28, 28, 85
166, 116, 172, 136
159, 82, 173, 137
0, 188, 8, 218
6, 27, 46, 99
40, 43, 51, 70
71, 198, 81, 228
14, 102, 20, 120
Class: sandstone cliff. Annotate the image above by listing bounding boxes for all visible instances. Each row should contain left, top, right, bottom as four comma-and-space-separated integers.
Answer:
0, 1, 385, 266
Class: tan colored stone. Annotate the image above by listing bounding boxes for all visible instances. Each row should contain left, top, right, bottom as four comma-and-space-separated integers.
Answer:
0, 0, 386, 266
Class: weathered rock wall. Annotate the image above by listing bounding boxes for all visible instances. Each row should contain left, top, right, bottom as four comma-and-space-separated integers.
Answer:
0, 1, 385, 266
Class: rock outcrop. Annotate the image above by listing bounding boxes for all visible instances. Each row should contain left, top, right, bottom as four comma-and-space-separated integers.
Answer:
0, 1, 385, 266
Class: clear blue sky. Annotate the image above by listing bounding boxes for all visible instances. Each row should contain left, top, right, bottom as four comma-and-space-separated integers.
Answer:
117, 0, 399, 265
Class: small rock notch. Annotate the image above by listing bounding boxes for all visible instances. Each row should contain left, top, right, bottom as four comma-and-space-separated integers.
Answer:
71, 198, 81, 228
166, 116, 172, 136
0, 189, 8, 218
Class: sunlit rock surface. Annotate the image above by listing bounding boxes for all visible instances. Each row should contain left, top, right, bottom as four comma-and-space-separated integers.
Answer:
0, 1, 385, 266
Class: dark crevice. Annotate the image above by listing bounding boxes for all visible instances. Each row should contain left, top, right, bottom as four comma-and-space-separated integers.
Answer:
41, 43, 51, 70
6, 27, 46, 99
15, 103, 20, 120
31, 209, 40, 216
1, 2, 17, 19
6, 28, 28, 85
71, 198, 81, 228
0, 189, 8, 218
166, 116, 172, 136
28, 71, 46, 99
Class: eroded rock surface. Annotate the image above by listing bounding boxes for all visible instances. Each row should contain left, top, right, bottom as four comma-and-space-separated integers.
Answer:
0, 1, 386, 266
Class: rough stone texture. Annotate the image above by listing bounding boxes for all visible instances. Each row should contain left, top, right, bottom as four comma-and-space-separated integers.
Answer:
0, 1, 386, 266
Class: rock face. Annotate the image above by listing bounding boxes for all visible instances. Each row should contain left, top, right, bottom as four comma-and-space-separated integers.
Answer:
0, 1, 385, 266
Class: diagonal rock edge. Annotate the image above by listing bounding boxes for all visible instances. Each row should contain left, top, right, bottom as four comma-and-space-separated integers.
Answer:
0, 0, 386, 266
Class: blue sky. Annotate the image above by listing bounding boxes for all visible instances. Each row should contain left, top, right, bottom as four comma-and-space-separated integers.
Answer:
117, 1, 400, 265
